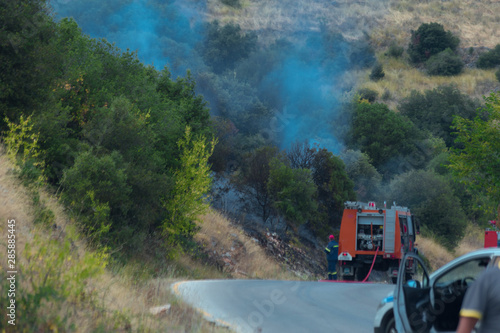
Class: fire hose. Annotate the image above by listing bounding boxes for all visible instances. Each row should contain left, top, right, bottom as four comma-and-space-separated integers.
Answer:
361, 246, 379, 283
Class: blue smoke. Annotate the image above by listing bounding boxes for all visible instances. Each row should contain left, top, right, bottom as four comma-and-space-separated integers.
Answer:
50, 0, 371, 153
51, 0, 205, 75
258, 33, 353, 153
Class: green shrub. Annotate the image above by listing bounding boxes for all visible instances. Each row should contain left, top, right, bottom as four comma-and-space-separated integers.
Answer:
16, 229, 108, 331
267, 158, 318, 231
387, 42, 404, 58
163, 126, 217, 253
221, 0, 241, 7
341, 149, 381, 202
347, 101, 421, 172
369, 62, 385, 81
309, 148, 356, 234
358, 88, 378, 103
408, 22, 460, 63
201, 21, 257, 73
496, 68, 500, 82
477, 44, 500, 69
32, 192, 56, 226
385, 169, 467, 250
398, 85, 481, 147
425, 48, 464, 76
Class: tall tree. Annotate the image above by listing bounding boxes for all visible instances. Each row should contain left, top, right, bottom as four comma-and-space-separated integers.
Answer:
0, 0, 61, 130
267, 158, 318, 232
163, 127, 217, 250
449, 93, 500, 220
234, 146, 279, 223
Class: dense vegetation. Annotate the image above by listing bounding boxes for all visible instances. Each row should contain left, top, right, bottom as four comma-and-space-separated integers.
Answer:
1, 1, 214, 259
2, 0, 500, 269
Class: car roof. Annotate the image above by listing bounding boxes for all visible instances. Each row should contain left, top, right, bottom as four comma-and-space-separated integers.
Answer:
430, 247, 500, 278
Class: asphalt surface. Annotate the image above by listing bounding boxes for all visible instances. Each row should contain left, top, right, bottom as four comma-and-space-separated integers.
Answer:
172, 279, 395, 333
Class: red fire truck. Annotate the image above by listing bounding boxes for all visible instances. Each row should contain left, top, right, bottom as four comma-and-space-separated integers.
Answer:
337, 201, 419, 283
484, 220, 500, 248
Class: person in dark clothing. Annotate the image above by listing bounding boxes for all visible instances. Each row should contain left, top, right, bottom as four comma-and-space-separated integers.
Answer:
457, 257, 500, 333
324, 235, 339, 280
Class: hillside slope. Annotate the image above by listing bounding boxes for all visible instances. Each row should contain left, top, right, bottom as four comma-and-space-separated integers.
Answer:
207, 0, 500, 107
0, 145, 230, 332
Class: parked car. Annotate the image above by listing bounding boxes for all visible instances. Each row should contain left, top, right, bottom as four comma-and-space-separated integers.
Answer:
374, 248, 500, 333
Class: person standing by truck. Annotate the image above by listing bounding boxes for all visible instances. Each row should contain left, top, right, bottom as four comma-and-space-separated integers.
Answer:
325, 235, 339, 281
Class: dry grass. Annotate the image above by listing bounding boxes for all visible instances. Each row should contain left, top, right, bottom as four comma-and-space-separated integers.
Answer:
359, 57, 498, 109
455, 223, 485, 257
207, 0, 390, 43
416, 235, 455, 271
196, 210, 298, 280
208, 0, 500, 48
206, 0, 500, 105
0, 143, 296, 332
377, 0, 500, 49
0, 145, 229, 332
417, 223, 486, 272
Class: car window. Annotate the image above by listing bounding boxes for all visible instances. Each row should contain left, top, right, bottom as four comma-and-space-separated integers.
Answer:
403, 256, 429, 287
434, 257, 490, 286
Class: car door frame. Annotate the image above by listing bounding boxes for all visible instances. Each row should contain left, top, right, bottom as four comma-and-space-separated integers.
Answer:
394, 252, 431, 333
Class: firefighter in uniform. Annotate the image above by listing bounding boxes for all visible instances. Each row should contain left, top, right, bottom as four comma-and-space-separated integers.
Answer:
324, 235, 339, 280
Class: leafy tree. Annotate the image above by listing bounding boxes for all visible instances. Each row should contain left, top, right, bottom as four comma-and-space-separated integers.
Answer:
4, 115, 46, 185
163, 127, 217, 251
341, 149, 381, 202
408, 22, 459, 63
309, 148, 356, 234
156, 69, 212, 137
347, 101, 420, 173
399, 85, 482, 148
61, 151, 131, 242
425, 48, 464, 76
449, 93, 500, 220
399, 85, 481, 148
201, 21, 257, 73
31, 102, 78, 183
82, 97, 151, 156
385, 169, 467, 249
0, 0, 62, 131
477, 44, 500, 69
267, 158, 318, 232
495, 68, 500, 83
196, 72, 271, 137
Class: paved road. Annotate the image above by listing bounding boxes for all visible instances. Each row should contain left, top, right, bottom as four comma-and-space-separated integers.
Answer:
172, 280, 395, 333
